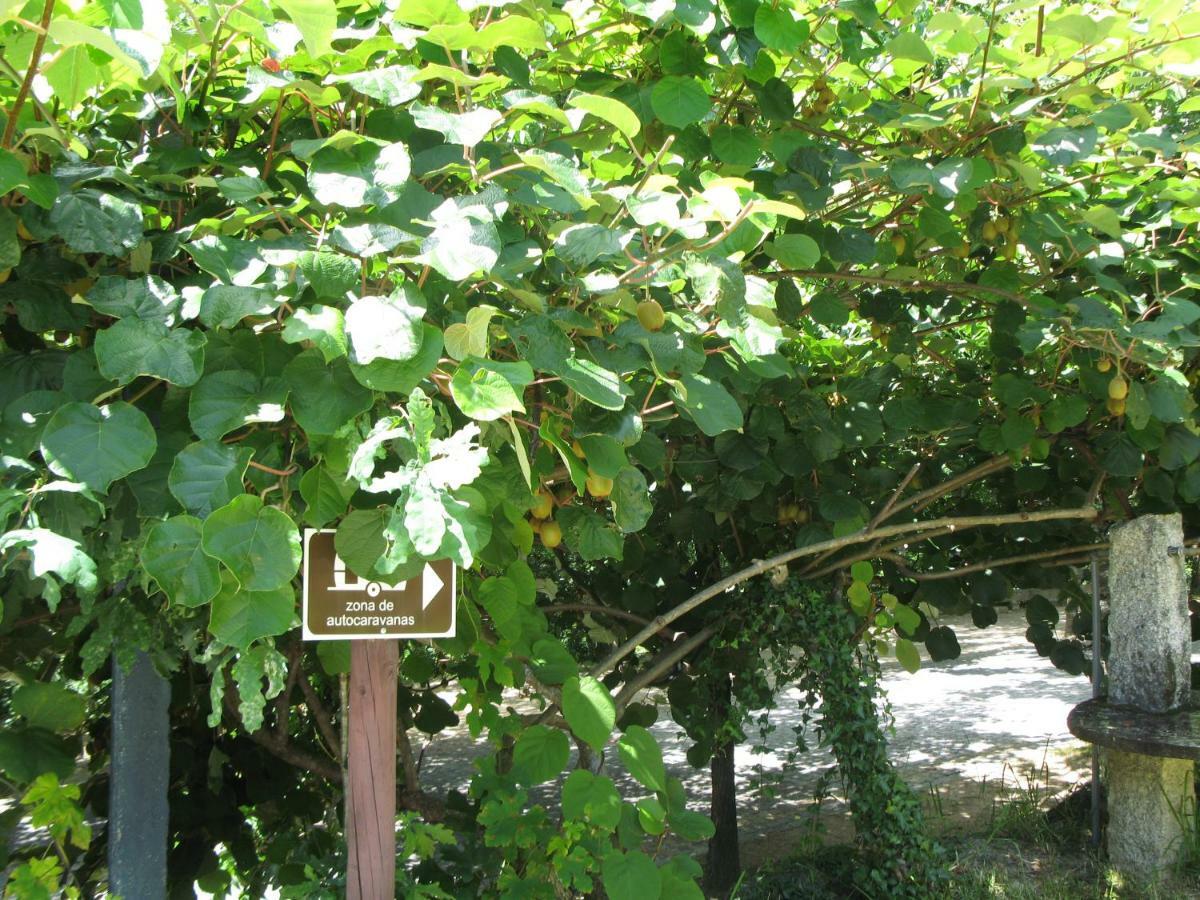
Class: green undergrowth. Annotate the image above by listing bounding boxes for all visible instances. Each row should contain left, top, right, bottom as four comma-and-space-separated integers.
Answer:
733, 768, 1200, 900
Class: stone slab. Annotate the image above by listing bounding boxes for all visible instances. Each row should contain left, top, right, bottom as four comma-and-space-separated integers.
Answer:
1068, 698, 1200, 760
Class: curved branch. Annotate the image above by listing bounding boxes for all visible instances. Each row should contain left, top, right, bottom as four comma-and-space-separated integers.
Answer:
768, 268, 1030, 308
2, 0, 55, 150
613, 626, 718, 713
589, 505, 1098, 679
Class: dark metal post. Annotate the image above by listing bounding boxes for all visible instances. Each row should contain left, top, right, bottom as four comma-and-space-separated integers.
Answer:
109, 651, 170, 898
1089, 556, 1102, 847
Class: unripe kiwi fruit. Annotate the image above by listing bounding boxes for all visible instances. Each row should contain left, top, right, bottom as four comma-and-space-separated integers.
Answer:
981, 221, 999, 242
636, 299, 665, 332
1097, 357, 1112, 373
1108, 374, 1129, 401
586, 469, 613, 498
539, 520, 562, 549
891, 234, 906, 256
1106, 396, 1126, 417
530, 490, 554, 520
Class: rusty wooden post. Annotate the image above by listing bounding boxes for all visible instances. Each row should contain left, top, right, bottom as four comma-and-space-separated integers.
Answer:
346, 640, 398, 899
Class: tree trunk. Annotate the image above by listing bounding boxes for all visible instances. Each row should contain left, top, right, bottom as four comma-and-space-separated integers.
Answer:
704, 676, 740, 896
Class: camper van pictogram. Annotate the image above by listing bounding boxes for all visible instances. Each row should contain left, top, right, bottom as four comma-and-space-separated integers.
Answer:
329, 554, 385, 598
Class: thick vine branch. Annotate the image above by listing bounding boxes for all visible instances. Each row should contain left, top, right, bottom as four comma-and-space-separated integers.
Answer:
769, 268, 1029, 308
2, 0, 55, 149
613, 626, 718, 714
589, 506, 1097, 679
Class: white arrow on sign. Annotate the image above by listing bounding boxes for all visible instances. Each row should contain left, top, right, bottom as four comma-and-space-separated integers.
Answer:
422, 563, 443, 611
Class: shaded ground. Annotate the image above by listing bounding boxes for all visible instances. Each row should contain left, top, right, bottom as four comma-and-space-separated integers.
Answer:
415, 605, 1094, 866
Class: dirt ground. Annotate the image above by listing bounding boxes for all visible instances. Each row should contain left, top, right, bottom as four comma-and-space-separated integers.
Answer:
413, 605, 1095, 867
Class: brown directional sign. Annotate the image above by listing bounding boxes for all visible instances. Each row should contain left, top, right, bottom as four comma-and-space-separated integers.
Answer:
302, 529, 456, 640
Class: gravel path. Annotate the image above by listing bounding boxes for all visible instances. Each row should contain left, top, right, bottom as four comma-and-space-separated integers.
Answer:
415, 605, 1095, 864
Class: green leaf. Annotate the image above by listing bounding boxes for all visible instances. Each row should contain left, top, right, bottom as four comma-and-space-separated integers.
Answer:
671, 374, 742, 436
895, 638, 921, 673
511, 724, 569, 785
326, 66, 421, 105
208, 575, 295, 650
308, 142, 411, 208
886, 32, 935, 64
559, 358, 630, 411
198, 285, 280, 329
282, 304, 347, 363
296, 251, 358, 300
450, 357, 533, 421
93, 319, 206, 387
48, 189, 143, 256
0, 529, 98, 601
349, 323, 442, 393
85, 275, 180, 322
557, 505, 624, 561
141, 515, 222, 607
410, 103, 502, 147
345, 290, 425, 365
561, 770, 621, 828
443, 304, 497, 361
650, 77, 711, 129
299, 463, 356, 527
277, 0, 337, 57
767, 233, 820, 269
168, 440, 252, 517
562, 675, 616, 751
188, 371, 289, 440
316, 641, 351, 675
12, 683, 85, 733
40, 401, 156, 493
617, 724, 666, 792
808, 294, 849, 328
568, 93, 640, 138
0, 729, 76, 784
201, 494, 301, 591
602, 850, 662, 900
610, 466, 651, 533
753, 5, 808, 53
284, 351, 373, 434
710, 125, 761, 166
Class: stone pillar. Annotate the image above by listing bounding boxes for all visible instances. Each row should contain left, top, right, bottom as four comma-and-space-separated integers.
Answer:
1105, 514, 1193, 872
109, 651, 170, 899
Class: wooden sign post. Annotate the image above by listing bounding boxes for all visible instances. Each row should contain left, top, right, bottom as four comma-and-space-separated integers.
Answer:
302, 530, 456, 899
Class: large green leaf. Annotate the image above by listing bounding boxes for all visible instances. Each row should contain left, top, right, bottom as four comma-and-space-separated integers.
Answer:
617, 725, 666, 792
277, 0, 337, 57
168, 440, 252, 517
208, 575, 296, 650
85, 275, 180, 322
511, 724, 569, 785
602, 850, 662, 900
40, 401, 156, 493
141, 515, 222, 608
201, 495, 301, 591
284, 351, 374, 434
299, 463, 356, 527
93, 318, 206, 387
557, 505, 623, 561
307, 141, 411, 208
561, 675, 616, 751
450, 357, 533, 420
671, 374, 743, 436
12, 682, 86, 733
188, 371, 289, 440
561, 770, 621, 828
650, 77, 711, 128
610, 466, 652, 533
48, 189, 143, 256
282, 304, 347, 362
345, 289, 425, 365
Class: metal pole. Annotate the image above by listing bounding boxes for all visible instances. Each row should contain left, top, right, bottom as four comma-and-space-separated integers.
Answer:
1089, 555, 1102, 848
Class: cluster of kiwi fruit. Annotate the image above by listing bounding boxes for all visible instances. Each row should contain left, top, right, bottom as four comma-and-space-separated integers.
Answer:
776, 501, 809, 526
1098, 357, 1129, 417
529, 440, 616, 549
801, 77, 836, 119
